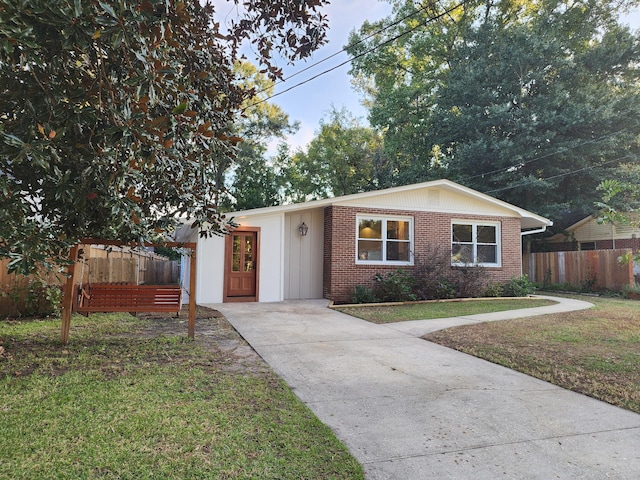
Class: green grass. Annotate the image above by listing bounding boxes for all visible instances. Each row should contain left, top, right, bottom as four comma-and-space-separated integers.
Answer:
335, 298, 557, 323
0, 312, 364, 479
426, 295, 640, 413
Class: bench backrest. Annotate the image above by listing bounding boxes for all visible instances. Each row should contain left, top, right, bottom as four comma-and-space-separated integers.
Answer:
78, 284, 182, 313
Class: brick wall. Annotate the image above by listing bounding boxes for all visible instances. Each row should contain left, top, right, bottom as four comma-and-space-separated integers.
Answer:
323, 205, 523, 303
322, 206, 333, 298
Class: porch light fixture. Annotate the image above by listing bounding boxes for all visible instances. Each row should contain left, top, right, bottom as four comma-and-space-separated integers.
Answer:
298, 222, 309, 237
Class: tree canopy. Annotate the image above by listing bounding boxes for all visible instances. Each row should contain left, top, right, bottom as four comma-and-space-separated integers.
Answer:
0, 0, 328, 273
596, 162, 640, 224
347, 0, 640, 218
221, 62, 298, 212
286, 108, 391, 200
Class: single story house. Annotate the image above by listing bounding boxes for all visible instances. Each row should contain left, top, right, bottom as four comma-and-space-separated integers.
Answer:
543, 213, 640, 252
177, 179, 551, 304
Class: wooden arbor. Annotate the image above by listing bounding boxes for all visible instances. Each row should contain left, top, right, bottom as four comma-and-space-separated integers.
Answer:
60, 239, 197, 344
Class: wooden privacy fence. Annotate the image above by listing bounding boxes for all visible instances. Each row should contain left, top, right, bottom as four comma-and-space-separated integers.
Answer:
0, 260, 63, 317
79, 245, 180, 285
523, 249, 634, 291
82, 257, 179, 285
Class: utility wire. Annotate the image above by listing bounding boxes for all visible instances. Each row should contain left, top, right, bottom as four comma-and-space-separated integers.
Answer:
460, 126, 637, 184
249, 1, 436, 98
238, 0, 636, 198
483, 154, 633, 195
244, 0, 468, 110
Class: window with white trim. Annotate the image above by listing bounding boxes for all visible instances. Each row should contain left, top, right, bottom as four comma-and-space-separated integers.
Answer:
356, 216, 413, 264
451, 221, 500, 266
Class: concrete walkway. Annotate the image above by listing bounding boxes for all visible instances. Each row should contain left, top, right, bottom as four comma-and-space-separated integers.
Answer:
211, 296, 640, 479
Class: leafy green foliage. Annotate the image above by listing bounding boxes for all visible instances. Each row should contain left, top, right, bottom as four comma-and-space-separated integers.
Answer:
2, 278, 62, 317
413, 248, 488, 300
595, 165, 640, 223
622, 283, 640, 297
483, 283, 504, 298
595, 164, 640, 263
350, 284, 379, 304
349, 248, 494, 303
502, 275, 536, 297
153, 246, 181, 261
373, 268, 418, 302
347, 0, 640, 218
0, 0, 329, 274
218, 62, 299, 212
287, 108, 392, 200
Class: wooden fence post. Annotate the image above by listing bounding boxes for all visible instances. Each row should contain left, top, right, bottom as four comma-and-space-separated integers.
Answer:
188, 246, 197, 340
60, 244, 79, 345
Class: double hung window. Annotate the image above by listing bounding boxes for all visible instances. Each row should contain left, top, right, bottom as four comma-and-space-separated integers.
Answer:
356, 216, 413, 264
451, 221, 500, 266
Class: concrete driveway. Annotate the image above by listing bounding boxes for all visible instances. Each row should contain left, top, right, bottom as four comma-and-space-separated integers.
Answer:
211, 297, 640, 479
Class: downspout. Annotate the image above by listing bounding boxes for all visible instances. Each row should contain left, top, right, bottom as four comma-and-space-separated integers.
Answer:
612, 224, 616, 249
520, 225, 551, 276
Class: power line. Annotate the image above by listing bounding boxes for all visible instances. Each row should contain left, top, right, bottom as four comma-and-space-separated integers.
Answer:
460, 126, 637, 184
244, 0, 468, 110
483, 154, 633, 195
250, 1, 436, 98
237, 0, 638, 198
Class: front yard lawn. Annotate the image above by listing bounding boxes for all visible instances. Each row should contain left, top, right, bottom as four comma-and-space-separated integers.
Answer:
425, 295, 640, 414
0, 309, 364, 479
335, 297, 557, 323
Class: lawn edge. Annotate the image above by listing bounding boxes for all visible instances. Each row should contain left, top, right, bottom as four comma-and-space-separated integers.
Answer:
329, 295, 541, 309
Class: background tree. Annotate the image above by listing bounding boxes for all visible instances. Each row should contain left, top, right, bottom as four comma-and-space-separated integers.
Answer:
286, 108, 392, 200
347, 0, 640, 218
0, 0, 328, 274
596, 165, 640, 262
221, 62, 298, 211
596, 162, 640, 224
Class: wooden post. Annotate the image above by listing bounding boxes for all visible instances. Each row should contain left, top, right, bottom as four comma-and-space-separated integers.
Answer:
60, 244, 79, 345
188, 246, 197, 340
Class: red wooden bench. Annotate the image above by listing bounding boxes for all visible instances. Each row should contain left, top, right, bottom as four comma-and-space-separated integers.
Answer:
77, 284, 182, 316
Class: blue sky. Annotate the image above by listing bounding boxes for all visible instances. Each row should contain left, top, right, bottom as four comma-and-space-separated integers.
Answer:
215, 0, 393, 151
216, 1, 640, 154
262, 1, 394, 152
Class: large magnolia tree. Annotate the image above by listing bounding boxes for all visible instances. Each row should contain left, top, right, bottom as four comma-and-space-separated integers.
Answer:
0, 0, 328, 273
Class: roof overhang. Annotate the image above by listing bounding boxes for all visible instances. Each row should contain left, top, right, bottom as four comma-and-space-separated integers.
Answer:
180, 179, 553, 233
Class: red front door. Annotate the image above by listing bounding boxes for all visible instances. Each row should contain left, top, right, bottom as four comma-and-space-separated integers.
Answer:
225, 231, 258, 301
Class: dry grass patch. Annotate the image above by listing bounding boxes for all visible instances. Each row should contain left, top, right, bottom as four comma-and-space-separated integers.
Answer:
425, 296, 640, 413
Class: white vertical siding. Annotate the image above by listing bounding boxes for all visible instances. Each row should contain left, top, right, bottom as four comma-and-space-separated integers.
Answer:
180, 254, 190, 304
252, 214, 284, 302
284, 208, 324, 299
193, 213, 285, 303
196, 234, 226, 303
